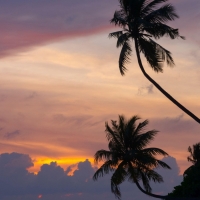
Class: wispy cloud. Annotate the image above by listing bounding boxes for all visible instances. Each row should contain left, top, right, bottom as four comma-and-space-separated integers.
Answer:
0, 0, 117, 58
4, 130, 20, 139
138, 84, 154, 95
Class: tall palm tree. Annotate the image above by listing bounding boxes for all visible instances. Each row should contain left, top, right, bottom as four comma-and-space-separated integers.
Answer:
93, 115, 170, 199
109, 0, 200, 124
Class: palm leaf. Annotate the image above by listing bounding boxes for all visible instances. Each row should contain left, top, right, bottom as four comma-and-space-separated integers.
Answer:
156, 160, 171, 169
140, 170, 152, 192
133, 119, 149, 136
93, 160, 115, 181
110, 10, 127, 27
138, 37, 164, 72
150, 39, 174, 66
119, 40, 132, 75
141, 0, 169, 16
109, 31, 123, 39
141, 147, 169, 157
117, 32, 130, 48
145, 169, 163, 183
94, 150, 113, 163
144, 4, 179, 23
105, 122, 123, 148
134, 130, 158, 149
144, 23, 184, 39
111, 161, 127, 199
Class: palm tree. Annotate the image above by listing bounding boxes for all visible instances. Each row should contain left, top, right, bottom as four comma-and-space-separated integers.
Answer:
93, 115, 170, 199
187, 142, 200, 165
184, 142, 200, 176
109, 0, 200, 124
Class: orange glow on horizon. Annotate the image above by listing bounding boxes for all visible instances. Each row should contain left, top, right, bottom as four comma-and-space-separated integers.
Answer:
28, 157, 94, 174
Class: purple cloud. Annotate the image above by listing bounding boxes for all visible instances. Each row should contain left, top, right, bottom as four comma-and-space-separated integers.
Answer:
3, 130, 20, 139
0, 0, 117, 58
0, 152, 182, 200
1, 0, 199, 58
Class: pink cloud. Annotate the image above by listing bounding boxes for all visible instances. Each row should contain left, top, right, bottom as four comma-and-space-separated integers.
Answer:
0, 0, 117, 57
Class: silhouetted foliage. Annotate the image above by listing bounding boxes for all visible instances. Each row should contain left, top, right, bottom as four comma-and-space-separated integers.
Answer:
167, 143, 200, 198
93, 115, 170, 199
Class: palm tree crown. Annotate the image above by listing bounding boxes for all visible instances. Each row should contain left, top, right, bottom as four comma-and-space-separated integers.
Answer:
187, 142, 200, 165
93, 115, 170, 199
109, 0, 200, 123
183, 142, 200, 179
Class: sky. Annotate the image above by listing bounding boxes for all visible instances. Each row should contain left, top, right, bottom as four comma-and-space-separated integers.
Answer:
0, 0, 199, 199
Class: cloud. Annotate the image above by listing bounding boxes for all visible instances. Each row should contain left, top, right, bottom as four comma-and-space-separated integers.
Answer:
0, 152, 35, 196
0, 0, 117, 58
138, 84, 154, 95
3, 130, 20, 139
0, 152, 182, 200
151, 156, 182, 194
150, 114, 199, 135
52, 114, 92, 125
25, 91, 38, 100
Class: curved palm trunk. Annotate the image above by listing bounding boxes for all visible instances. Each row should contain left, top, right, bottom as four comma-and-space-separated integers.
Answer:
134, 38, 200, 124
135, 180, 167, 199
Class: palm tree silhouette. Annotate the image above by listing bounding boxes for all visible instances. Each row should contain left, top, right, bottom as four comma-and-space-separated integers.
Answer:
93, 115, 170, 199
109, 0, 200, 123
187, 142, 200, 165
184, 142, 200, 176
183, 142, 200, 182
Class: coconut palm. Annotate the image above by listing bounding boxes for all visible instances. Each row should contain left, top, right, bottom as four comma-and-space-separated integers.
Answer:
93, 115, 170, 199
183, 142, 200, 180
109, 0, 200, 123
187, 142, 200, 165
184, 142, 200, 177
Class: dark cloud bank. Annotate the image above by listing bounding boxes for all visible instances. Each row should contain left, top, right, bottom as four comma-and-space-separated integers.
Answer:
0, 152, 182, 200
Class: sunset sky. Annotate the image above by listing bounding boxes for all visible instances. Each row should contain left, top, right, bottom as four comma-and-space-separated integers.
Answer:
0, 0, 199, 199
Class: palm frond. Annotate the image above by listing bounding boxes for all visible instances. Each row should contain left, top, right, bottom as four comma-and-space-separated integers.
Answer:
150, 39, 174, 66
141, 147, 169, 157
110, 10, 127, 27
143, 21, 184, 40
109, 31, 123, 39
133, 119, 149, 136
133, 154, 158, 169
156, 160, 171, 169
127, 163, 140, 183
111, 179, 121, 199
126, 115, 141, 133
138, 37, 164, 72
118, 115, 126, 142
140, 171, 152, 192
117, 32, 130, 48
93, 160, 115, 181
141, 0, 169, 17
111, 161, 127, 199
123, 116, 141, 147
94, 150, 113, 164
134, 130, 158, 149
105, 122, 123, 148
145, 169, 163, 183
144, 4, 179, 24
119, 40, 132, 75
